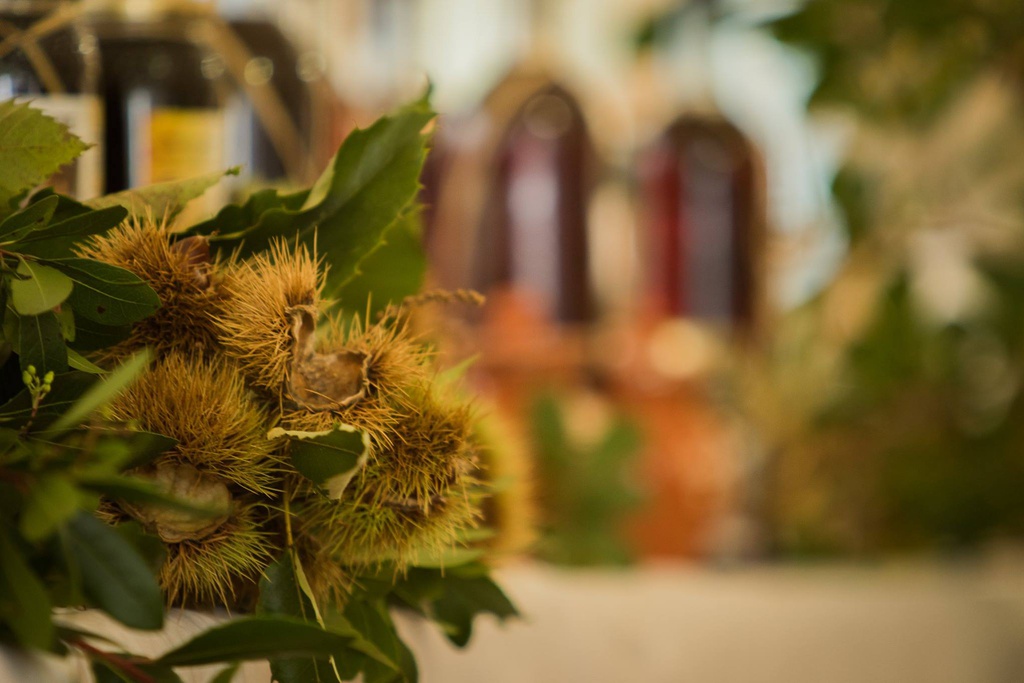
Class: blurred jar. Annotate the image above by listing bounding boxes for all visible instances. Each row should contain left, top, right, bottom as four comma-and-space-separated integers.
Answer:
86, 0, 229, 214
615, 1, 767, 560
0, 0, 103, 199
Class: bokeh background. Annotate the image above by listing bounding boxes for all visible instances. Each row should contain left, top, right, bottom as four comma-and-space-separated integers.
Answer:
5, 0, 1024, 680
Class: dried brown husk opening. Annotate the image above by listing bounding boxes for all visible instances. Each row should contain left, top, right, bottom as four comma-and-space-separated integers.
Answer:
288, 309, 371, 410
123, 462, 232, 543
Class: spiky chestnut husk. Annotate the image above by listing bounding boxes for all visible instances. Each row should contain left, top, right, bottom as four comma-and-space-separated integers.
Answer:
214, 240, 323, 399
291, 385, 483, 569
76, 216, 225, 364
280, 314, 434, 446
161, 501, 275, 607
108, 352, 279, 497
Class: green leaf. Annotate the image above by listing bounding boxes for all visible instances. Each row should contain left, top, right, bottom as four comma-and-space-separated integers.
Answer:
88, 168, 239, 219
67, 347, 105, 374
0, 527, 54, 649
111, 521, 167, 578
210, 664, 240, 683
92, 661, 184, 683
89, 662, 129, 683
0, 100, 88, 207
0, 371, 96, 429
69, 316, 132, 352
49, 349, 151, 434
258, 552, 341, 683
429, 573, 518, 648
0, 194, 58, 242
8, 258, 74, 315
155, 616, 357, 667
334, 209, 426, 316
44, 257, 161, 325
20, 474, 82, 541
189, 96, 435, 296
259, 552, 318, 623
55, 302, 75, 341
436, 354, 479, 389
183, 186, 308, 239
268, 426, 370, 499
328, 597, 415, 683
12, 206, 128, 258
65, 510, 164, 630
16, 310, 68, 375
405, 545, 485, 570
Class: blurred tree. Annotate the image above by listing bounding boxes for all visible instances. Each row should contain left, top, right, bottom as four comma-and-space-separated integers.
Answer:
741, 0, 1024, 556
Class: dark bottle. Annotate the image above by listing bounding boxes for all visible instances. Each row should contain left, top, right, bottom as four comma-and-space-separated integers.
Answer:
87, 0, 228, 211
0, 0, 103, 198
638, 114, 762, 333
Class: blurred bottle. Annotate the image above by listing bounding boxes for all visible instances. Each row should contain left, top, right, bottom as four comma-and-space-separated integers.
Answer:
87, 0, 228, 214
428, 0, 599, 336
635, 2, 764, 337
215, 0, 329, 185
0, 0, 103, 199
618, 0, 766, 560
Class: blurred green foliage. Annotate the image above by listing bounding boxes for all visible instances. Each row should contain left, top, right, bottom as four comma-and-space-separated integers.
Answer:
749, 0, 1024, 556
530, 393, 644, 566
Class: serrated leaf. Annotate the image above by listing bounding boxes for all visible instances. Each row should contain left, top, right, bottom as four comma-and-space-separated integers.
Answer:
0, 528, 54, 649
268, 426, 369, 499
20, 474, 82, 541
12, 206, 128, 258
0, 100, 88, 207
155, 616, 357, 667
49, 349, 150, 434
16, 309, 68, 375
88, 168, 239, 220
0, 194, 58, 242
188, 97, 435, 297
334, 209, 426, 316
44, 257, 160, 325
8, 258, 73, 315
65, 510, 164, 630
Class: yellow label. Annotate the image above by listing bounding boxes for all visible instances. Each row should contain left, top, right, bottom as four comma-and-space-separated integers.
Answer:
147, 107, 226, 221
149, 108, 224, 183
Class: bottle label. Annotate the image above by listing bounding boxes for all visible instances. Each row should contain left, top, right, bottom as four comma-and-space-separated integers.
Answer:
145, 107, 227, 220
29, 94, 103, 200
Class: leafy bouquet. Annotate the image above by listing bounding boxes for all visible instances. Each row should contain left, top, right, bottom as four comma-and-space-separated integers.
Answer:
0, 98, 516, 682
